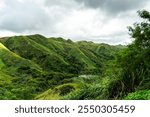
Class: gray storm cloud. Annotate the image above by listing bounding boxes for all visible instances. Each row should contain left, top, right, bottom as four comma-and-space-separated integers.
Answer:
0, 0, 149, 44
75, 0, 147, 14
44, 0, 78, 8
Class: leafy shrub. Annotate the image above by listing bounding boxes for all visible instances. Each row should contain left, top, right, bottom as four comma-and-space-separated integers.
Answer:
124, 90, 150, 100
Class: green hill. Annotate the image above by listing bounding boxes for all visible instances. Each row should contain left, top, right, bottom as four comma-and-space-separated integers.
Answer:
0, 34, 121, 99
1, 34, 119, 74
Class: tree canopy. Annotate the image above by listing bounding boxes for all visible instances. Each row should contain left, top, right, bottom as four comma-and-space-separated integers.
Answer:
118, 10, 150, 94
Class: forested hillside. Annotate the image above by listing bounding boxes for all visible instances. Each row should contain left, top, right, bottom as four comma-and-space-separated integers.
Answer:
0, 10, 149, 100
0, 34, 121, 99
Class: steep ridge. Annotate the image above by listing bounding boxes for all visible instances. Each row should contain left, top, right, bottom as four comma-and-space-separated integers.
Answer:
0, 34, 121, 99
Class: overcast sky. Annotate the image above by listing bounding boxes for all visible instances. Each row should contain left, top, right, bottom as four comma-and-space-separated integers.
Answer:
0, 0, 150, 45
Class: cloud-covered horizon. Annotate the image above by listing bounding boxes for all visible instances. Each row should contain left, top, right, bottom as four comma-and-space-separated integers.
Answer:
0, 0, 150, 45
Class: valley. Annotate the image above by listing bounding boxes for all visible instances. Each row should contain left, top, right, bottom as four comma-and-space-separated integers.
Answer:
0, 34, 121, 99
0, 18, 150, 100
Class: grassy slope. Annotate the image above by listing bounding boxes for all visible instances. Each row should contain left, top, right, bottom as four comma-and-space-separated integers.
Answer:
0, 35, 122, 100
1, 36, 68, 72
0, 42, 43, 75
0, 42, 46, 99
28, 35, 97, 71
1, 35, 117, 74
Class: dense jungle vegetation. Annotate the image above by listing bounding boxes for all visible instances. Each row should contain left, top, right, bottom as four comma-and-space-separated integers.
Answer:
0, 10, 149, 100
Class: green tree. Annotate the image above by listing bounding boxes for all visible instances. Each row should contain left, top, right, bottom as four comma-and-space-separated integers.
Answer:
119, 10, 150, 93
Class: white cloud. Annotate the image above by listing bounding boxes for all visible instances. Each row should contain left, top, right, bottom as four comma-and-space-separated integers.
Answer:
0, 0, 150, 44
0, 0, 49, 32
53, 9, 139, 44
